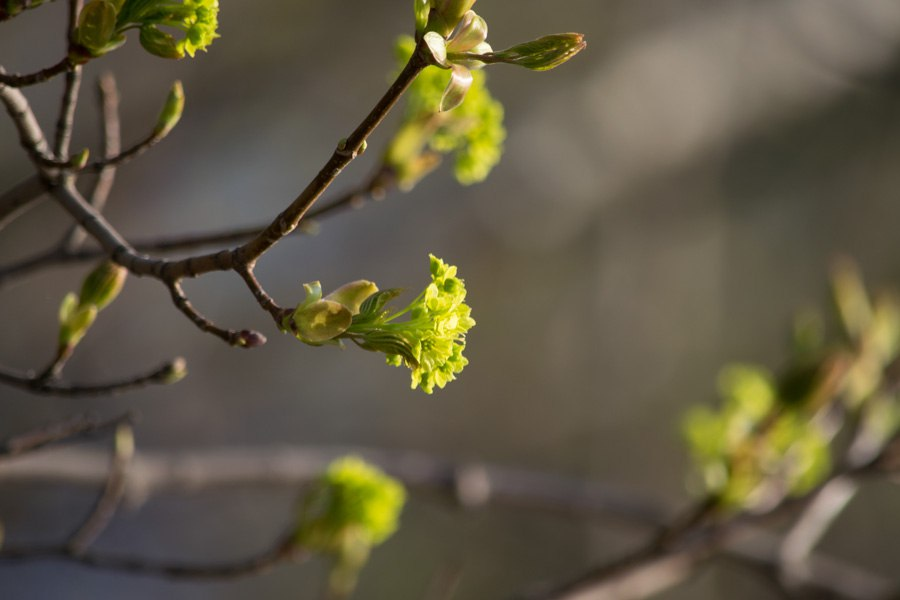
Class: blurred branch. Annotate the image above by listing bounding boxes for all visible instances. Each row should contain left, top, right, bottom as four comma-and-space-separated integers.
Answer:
66, 422, 134, 555
0, 358, 184, 397
0, 532, 305, 580
0, 412, 134, 458
523, 434, 900, 600
0, 443, 894, 595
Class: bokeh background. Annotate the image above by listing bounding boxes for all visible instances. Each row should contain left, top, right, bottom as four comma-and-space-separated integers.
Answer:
3, 0, 900, 597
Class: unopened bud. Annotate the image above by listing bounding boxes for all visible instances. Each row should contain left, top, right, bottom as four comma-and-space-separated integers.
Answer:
237, 330, 267, 348
325, 281, 378, 316
160, 357, 189, 383
58, 304, 97, 348
428, 0, 477, 37
484, 33, 586, 71
79, 261, 127, 310
70, 148, 90, 169
74, 0, 118, 55
292, 300, 353, 343
153, 81, 185, 137
139, 26, 184, 60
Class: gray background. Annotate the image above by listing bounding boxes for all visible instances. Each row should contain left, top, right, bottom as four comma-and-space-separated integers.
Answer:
2, 0, 900, 597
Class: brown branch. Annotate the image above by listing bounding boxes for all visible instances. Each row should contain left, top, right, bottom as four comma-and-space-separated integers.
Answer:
0, 165, 395, 289
166, 279, 264, 347
0, 533, 305, 580
67, 422, 134, 554
0, 444, 893, 597
0, 412, 134, 458
234, 46, 428, 265
0, 358, 185, 397
0, 57, 74, 88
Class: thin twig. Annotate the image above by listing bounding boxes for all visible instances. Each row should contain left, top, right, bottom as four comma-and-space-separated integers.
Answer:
0, 412, 134, 458
166, 279, 263, 347
0, 57, 74, 88
67, 423, 134, 554
61, 71, 121, 253
53, 67, 82, 160
0, 533, 305, 580
0, 165, 394, 289
0, 358, 184, 397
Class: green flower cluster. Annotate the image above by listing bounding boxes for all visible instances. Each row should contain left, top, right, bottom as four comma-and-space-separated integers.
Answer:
347, 255, 475, 394
295, 456, 406, 556
683, 365, 831, 510
73, 0, 219, 59
287, 255, 475, 395
385, 36, 505, 188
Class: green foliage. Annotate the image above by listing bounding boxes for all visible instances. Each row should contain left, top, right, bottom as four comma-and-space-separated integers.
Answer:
347, 254, 476, 394
295, 457, 405, 594
682, 365, 831, 510
386, 36, 505, 188
682, 260, 900, 511
73, 0, 219, 59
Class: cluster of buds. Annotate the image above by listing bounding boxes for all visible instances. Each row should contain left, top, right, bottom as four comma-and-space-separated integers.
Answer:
415, 0, 586, 111
295, 457, 406, 596
57, 261, 127, 353
72, 0, 219, 60
286, 255, 475, 394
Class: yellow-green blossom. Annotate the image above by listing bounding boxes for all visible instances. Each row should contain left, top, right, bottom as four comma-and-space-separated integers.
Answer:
346, 254, 476, 394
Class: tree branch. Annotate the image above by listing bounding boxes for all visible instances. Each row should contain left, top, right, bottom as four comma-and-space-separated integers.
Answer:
0, 358, 184, 397
0, 412, 134, 458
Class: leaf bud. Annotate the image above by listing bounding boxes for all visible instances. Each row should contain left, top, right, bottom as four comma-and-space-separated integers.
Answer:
153, 81, 185, 137
79, 261, 127, 311
484, 33, 586, 71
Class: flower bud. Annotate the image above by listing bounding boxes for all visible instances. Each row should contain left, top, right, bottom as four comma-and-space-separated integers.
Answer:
58, 304, 97, 348
325, 281, 378, 316
484, 33, 586, 71
74, 0, 118, 54
79, 261, 127, 311
153, 81, 185, 137
140, 26, 184, 60
428, 0, 477, 37
160, 357, 188, 384
292, 300, 353, 343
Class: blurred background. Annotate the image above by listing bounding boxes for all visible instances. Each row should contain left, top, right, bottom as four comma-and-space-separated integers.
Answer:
2, 0, 900, 597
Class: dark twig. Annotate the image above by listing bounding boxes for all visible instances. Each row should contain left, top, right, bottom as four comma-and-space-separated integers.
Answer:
0, 165, 395, 289
0, 358, 184, 397
166, 279, 261, 347
0, 532, 305, 580
67, 422, 134, 554
0, 412, 134, 458
0, 57, 74, 88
